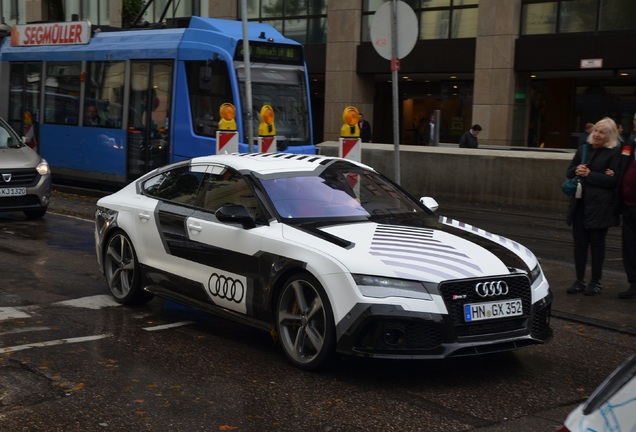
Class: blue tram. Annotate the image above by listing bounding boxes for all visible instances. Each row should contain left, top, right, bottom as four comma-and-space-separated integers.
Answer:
0, 17, 314, 185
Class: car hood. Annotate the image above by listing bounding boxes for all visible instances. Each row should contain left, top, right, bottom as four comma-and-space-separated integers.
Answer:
0, 146, 41, 169
284, 215, 537, 283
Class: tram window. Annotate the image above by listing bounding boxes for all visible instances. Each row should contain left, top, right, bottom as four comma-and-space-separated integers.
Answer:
44, 62, 81, 125
185, 60, 233, 137
85, 61, 125, 129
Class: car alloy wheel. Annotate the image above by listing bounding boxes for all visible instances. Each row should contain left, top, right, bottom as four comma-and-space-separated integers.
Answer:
104, 231, 152, 305
277, 274, 335, 370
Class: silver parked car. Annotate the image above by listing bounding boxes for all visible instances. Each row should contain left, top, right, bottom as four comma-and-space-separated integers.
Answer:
0, 117, 51, 218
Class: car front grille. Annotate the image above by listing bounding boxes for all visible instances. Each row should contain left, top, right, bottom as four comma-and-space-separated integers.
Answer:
0, 168, 39, 187
439, 274, 531, 338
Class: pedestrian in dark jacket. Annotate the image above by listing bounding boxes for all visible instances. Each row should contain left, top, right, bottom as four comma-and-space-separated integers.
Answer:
459, 124, 482, 148
358, 113, 372, 143
617, 115, 636, 299
565, 117, 621, 296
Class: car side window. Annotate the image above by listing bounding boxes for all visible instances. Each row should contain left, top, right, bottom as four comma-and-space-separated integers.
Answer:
142, 166, 204, 205
194, 167, 264, 223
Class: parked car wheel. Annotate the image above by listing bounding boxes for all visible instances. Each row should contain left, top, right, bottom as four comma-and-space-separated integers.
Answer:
277, 274, 336, 371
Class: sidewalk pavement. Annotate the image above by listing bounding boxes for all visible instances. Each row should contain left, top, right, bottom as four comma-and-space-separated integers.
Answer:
48, 188, 636, 336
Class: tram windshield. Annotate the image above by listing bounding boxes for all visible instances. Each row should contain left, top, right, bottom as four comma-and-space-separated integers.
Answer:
236, 64, 310, 148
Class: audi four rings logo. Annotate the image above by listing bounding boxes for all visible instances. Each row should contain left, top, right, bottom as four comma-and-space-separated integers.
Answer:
475, 281, 509, 297
207, 273, 245, 303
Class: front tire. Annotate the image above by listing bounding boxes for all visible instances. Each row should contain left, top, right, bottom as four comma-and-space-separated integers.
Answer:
104, 231, 153, 305
276, 274, 336, 371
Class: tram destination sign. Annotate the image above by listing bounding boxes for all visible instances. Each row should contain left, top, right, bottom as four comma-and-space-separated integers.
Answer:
235, 41, 304, 65
11, 21, 91, 47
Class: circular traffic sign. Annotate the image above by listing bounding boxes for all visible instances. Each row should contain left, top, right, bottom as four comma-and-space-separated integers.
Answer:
370, 1, 418, 60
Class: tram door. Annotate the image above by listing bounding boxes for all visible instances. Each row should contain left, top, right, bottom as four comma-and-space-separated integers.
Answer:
8, 62, 42, 152
127, 60, 173, 181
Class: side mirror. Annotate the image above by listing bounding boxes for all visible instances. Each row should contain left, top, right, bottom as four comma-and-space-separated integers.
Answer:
215, 204, 256, 229
420, 196, 439, 212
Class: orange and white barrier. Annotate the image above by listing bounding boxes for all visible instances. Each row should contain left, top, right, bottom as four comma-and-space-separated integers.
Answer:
258, 136, 276, 153
339, 137, 361, 162
215, 130, 239, 154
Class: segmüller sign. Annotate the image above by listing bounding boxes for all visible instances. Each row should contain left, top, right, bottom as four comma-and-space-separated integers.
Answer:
11, 21, 91, 47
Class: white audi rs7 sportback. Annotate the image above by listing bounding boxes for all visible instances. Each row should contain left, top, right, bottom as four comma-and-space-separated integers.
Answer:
95, 152, 552, 370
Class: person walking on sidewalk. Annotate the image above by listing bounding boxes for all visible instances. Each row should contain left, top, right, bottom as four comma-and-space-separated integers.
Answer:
566, 117, 622, 296
459, 124, 482, 148
618, 117, 636, 299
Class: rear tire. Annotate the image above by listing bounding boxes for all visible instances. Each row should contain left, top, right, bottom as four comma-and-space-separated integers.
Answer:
104, 231, 153, 305
276, 274, 336, 371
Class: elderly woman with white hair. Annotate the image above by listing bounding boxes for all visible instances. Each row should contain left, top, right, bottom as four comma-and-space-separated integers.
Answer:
565, 117, 622, 296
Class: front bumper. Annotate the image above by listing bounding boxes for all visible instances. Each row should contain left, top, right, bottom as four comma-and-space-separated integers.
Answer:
0, 169, 51, 212
335, 275, 553, 359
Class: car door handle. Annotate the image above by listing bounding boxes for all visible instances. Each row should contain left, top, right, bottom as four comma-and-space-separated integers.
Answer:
187, 223, 202, 233
138, 212, 151, 222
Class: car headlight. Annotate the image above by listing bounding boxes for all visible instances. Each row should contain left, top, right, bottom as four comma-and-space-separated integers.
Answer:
36, 159, 50, 176
353, 274, 432, 301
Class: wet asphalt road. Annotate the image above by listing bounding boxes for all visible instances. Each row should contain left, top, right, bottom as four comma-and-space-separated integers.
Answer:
0, 192, 634, 431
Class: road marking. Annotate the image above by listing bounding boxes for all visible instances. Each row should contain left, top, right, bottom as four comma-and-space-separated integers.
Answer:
0, 326, 50, 336
143, 321, 195, 331
54, 295, 121, 310
1, 334, 111, 353
0, 307, 30, 321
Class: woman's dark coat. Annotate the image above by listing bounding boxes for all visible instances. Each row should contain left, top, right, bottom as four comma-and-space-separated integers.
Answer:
566, 144, 621, 228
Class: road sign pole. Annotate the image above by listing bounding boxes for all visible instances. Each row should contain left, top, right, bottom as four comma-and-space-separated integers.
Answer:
391, 0, 400, 184
241, 0, 254, 152
370, 0, 417, 185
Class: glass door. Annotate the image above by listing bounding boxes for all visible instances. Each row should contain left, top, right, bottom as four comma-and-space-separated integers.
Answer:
127, 60, 173, 181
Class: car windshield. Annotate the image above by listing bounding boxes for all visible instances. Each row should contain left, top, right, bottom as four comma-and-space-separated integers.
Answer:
0, 122, 22, 149
259, 161, 427, 220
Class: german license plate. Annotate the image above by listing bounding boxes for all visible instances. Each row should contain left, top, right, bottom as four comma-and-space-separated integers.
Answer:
464, 299, 522, 322
0, 187, 26, 197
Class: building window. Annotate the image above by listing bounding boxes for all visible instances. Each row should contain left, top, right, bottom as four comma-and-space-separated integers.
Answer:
362, 0, 479, 42
143, 0, 192, 23
522, 0, 636, 35
242, 0, 328, 44
0, 0, 26, 25
521, 2, 557, 34
60, 0, 110, 26
559, 0, 596, 33
599, 0, 636, 31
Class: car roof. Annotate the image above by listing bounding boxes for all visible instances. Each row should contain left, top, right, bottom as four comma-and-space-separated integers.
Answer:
189, 152, 373, 175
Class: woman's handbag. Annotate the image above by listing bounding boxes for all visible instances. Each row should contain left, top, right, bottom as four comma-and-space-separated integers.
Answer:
561, 177, 579, 197
561, 143, 588, 198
